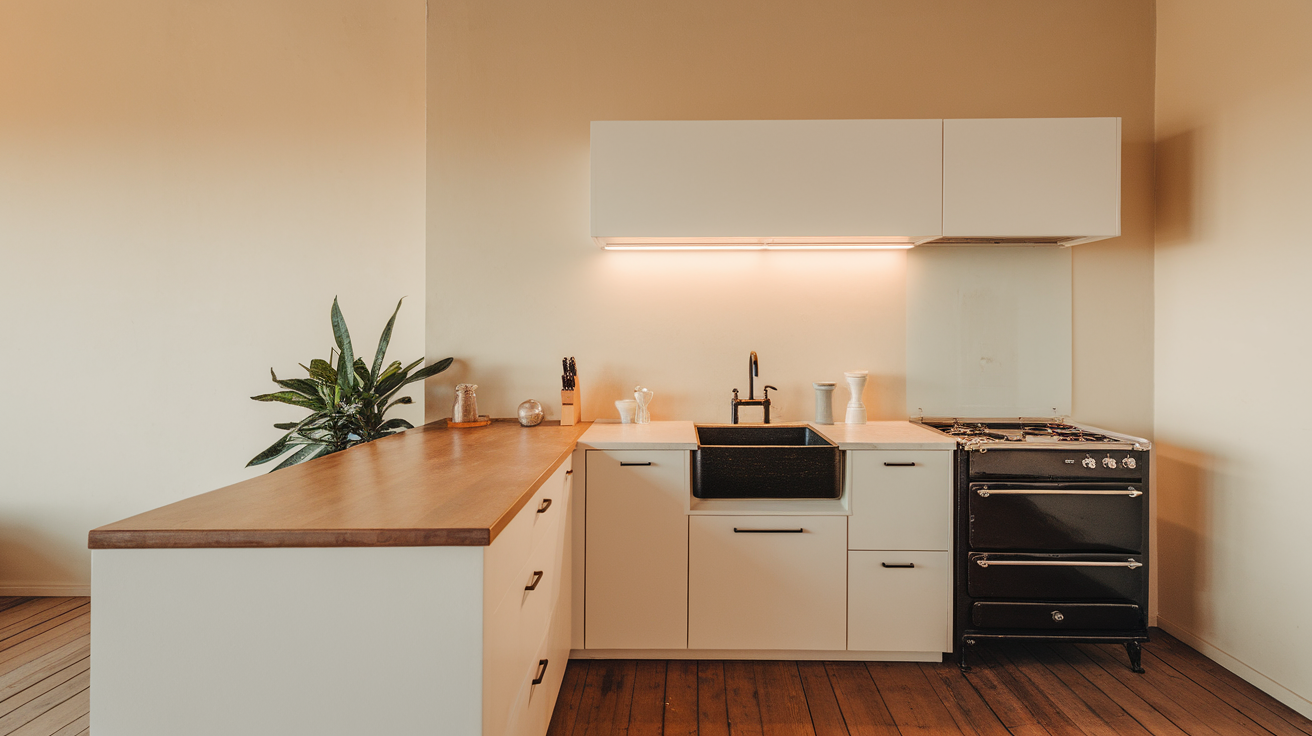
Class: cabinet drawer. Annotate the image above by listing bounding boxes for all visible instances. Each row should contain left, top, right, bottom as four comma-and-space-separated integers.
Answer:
848, 551, 950, 653
972, 601, 1143, 631
848, 451, 952, 551
586, 450, 689, 650
531, 458, 571, 551
688, 515, 846, 651
504, 597, 571, 736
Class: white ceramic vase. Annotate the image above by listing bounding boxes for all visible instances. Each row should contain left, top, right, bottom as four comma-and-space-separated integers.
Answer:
844, 371, 868, 424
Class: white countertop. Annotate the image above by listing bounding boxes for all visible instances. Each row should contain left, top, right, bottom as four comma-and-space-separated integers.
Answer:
576, 421, 698, 450
576, 420, 956, 451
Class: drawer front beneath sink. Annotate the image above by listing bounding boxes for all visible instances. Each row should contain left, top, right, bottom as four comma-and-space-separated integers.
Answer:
693, 446, 842, 499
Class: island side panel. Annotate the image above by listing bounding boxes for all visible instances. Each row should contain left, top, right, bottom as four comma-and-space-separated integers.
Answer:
91, 546, 483, 736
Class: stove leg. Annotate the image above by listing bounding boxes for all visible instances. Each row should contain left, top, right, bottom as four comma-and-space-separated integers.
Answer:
1126, 641, 1145, 673
959, 638, 973, 673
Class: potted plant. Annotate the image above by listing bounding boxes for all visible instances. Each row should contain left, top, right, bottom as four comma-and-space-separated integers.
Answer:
247, 297, 452, 471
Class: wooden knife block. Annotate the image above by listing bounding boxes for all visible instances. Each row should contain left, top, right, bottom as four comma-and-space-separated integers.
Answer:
561, 382, 581, 426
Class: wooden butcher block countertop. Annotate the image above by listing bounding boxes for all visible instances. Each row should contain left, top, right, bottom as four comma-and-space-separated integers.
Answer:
88, 420, 590, 549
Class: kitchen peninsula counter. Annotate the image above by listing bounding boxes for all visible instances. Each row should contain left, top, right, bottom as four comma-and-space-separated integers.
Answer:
88, 419, 589, 549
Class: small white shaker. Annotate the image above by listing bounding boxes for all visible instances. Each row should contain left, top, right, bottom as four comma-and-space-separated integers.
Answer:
813, 382, 836, 424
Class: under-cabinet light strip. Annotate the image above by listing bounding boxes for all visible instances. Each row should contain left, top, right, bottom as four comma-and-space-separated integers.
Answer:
602, 244, 915, 251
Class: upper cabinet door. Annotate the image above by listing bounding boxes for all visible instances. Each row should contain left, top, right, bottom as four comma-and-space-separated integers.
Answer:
942, 118, 1121, 239
591, 119, 943, 241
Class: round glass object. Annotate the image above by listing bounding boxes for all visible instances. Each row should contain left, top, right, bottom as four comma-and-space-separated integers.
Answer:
517, 399, 545, 427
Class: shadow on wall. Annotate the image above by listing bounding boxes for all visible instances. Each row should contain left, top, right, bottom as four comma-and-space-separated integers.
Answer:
0, 524, 85, 591
1156, 129, 1197, 247
1155, 441, 1213, 634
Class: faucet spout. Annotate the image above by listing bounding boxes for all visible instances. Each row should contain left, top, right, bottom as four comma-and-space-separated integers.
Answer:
749, 351, 759, 399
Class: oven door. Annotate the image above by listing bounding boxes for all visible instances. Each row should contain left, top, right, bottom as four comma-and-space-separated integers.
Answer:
969, 482, 1144, 553
967, 552, 1145, 600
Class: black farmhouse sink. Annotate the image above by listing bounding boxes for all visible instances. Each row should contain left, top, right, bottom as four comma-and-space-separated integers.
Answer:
693, 426, 842, 499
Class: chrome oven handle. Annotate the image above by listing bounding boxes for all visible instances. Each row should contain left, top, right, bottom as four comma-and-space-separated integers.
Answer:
976, 488, 1142, 498
975, 558, 1143, 569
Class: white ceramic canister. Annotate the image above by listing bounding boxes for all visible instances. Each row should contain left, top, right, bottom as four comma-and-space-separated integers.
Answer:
813, 382, 836, 424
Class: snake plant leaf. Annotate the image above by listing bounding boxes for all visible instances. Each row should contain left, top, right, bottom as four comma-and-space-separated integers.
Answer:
372, 298, 404, 383
377, 360, 402, 384
400, 357, 454, 387
330, 297, 355, 391
274, 377, 321, 399
377, 417, 415, 432
273, 422, 299, 430
273, 443, 330, 471
383, 396, 413, 414
306, 359, 336, 385
250, 391, 321, 410
353, 358, 371, 389
247, 433, 293, 466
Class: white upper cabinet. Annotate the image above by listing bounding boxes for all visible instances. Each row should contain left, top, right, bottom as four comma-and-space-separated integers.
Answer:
590, 119, 943, 246
940, 117, 1121, 244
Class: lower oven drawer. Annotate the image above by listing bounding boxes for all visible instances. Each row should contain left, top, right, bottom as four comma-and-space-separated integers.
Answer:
972, 601, 1143, 630
967, 553, 1144, 601
969, 482, 1144, 553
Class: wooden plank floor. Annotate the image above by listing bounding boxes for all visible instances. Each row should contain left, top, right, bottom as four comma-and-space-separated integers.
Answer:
548, 631, 1312, 736
2, 599, 1307, 736
0, 597, 90, 736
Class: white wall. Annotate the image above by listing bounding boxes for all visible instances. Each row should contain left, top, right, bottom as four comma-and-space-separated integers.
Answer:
1155, 0, 1312, 717
426, 0, 1156, 437
0, 1, 427, 593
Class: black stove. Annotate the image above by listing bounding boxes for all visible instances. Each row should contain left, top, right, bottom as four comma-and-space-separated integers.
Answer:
917, 418, 1152, 673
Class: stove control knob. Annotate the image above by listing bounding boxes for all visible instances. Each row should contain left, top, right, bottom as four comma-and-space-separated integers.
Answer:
1082, 456, 1097, 469
1102, 456, 1118, 469
1122, 456, 1137, 469
1051, 610, 1065, 622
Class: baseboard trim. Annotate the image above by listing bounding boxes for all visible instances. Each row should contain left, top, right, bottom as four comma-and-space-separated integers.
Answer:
1157, 615, 1312, 720
570, 648, 943, 662
0, 584, 90, 597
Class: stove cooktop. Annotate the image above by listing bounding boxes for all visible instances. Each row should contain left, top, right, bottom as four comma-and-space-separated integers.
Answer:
916, 419, 1150, 450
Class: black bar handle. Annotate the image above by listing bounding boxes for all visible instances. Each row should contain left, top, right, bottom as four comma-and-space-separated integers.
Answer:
525, 570, 544, 591
883, 462, 917, 467
537, 498, 552, 514
734, 528, 805, 533
881, 562, 916, 568
532, 659, 549, 685
619, 462, 652, 466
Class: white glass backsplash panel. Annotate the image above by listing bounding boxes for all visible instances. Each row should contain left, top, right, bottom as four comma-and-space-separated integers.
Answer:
906, 247, 1071, 418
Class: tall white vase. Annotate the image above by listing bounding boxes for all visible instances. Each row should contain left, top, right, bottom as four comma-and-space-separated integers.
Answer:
844, 371, 868, 424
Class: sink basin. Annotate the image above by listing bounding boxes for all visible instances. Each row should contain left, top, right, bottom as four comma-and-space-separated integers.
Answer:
693, 425, 842, 499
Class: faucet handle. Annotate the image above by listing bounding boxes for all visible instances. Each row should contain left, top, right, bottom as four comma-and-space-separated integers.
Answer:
763, 385, 778, 397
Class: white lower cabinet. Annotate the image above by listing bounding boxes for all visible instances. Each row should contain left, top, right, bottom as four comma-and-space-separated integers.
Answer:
688, 515, 847, 651
585, 450, 689, 649
848, 550, 951, 653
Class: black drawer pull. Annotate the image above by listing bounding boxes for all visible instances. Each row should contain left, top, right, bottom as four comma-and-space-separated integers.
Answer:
532, 659, 549, 685
620, 462, 652, 466
525, 570, 544, 591
883, 462, 917, 467
734, 528, 805, 533
881, 562, 915, 568
537, 498, 552, 514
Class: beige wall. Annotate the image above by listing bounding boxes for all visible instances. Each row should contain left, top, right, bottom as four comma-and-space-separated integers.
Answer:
426, 0, 1155, 433
0, 0, 427, 593
1155, 0, 1312, 716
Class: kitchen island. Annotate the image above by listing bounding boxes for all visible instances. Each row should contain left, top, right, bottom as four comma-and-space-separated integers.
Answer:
90, 418, 957, 736
89, 420, 586, 736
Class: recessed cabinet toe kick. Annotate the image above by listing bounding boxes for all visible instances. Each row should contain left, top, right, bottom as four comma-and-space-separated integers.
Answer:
581, 443, 955, 661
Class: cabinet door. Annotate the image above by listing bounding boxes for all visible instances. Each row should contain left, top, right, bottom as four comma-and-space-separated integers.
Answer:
688, 515, 847, 651
585, 450, 689, 649
848, 450, 953, 551
848, 551, 951, 653
943, 117, 1120, 237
